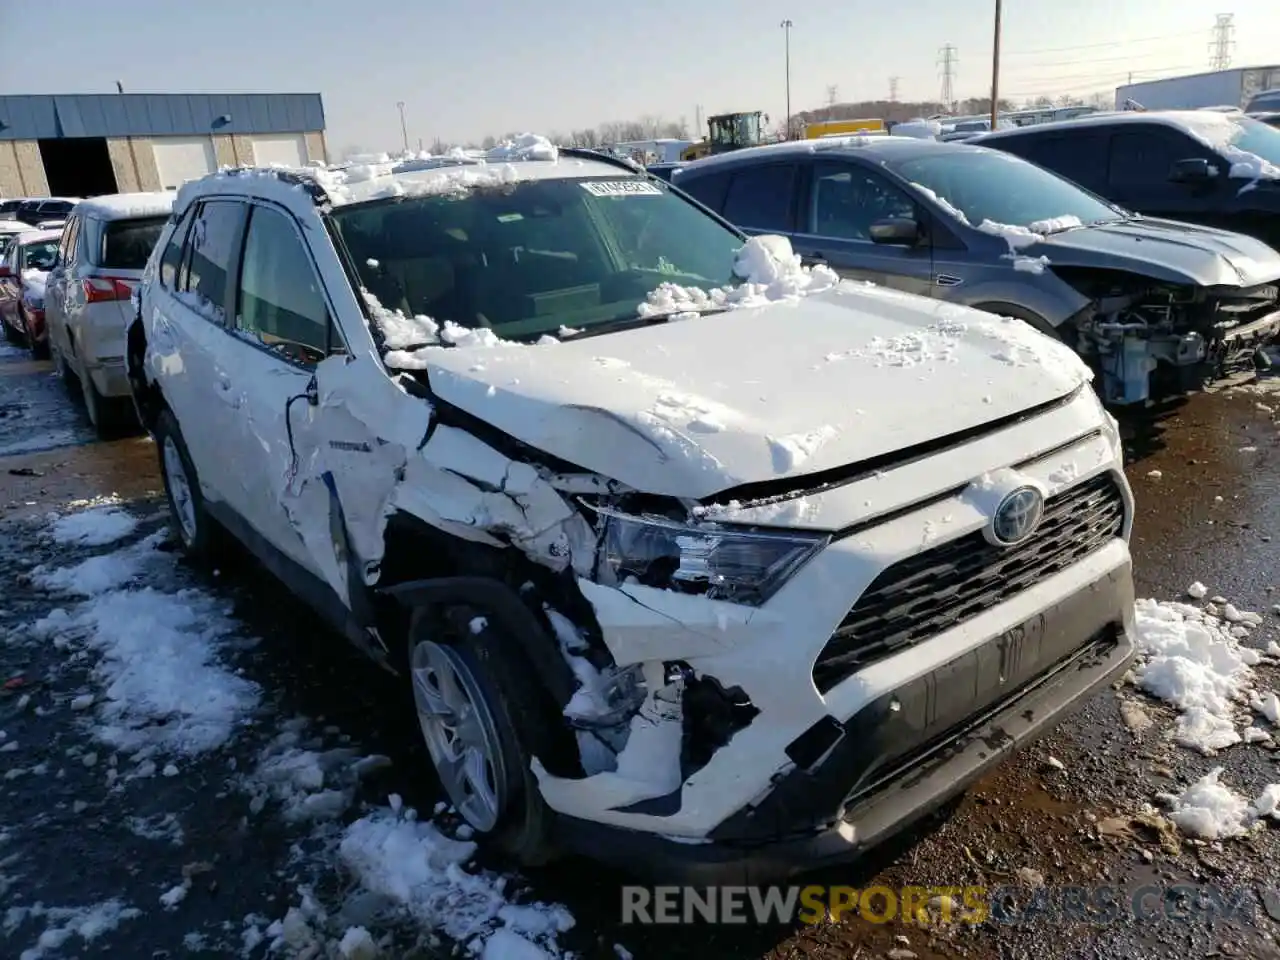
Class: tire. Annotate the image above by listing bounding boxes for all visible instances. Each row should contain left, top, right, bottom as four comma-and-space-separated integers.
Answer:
154, 407, 222, 564
3, 312, 26, 346
22, 308, 49, 359
408, 606, 558, 866
80, 366, 139, 439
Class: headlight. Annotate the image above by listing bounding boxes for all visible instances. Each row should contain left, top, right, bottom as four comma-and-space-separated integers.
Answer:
594, 508, 828, 607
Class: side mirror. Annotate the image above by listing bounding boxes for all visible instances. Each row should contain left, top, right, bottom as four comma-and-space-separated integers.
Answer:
869, 217, 922, 246
1169, 158, 1214, 183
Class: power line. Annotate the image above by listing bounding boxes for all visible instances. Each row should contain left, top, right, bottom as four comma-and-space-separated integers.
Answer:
1019, 48, 1212, 70
1209, 13, 1235, 70
1004, 63, 1203, 89
1003, 30, 1203, 57
938, 44, 957, 109
1002, 65, 1205, 98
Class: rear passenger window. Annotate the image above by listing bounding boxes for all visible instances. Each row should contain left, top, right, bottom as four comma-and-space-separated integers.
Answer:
677, 170, 732, 213
1108, 132, 1186, 189
159, 207, 195, 288
183, 201, 247, 321
722, 165, 798, 232
1004, 134, 1110, 191
235, 205, 337, 366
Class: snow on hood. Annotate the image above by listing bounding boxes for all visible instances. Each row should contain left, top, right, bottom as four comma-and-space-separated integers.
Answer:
638, 234, 839, 317
421, 284, 1091, 499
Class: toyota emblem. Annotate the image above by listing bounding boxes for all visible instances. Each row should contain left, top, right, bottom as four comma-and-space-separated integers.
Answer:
991, 486, 1044, 546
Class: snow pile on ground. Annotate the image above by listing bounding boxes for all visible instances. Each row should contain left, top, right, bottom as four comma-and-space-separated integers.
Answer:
28, 534, 260, 759
1130, 597, 1273, 755
243, 718, 391, 824
637, 234, 839, 318
30, 530, 165, 597
45, 502, 138, 547
1159, 767, 1280, 839
4, 899, 141, 960
338, 805, 575, 957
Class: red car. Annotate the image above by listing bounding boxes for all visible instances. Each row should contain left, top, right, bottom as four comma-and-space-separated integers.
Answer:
0, 228, 60, 358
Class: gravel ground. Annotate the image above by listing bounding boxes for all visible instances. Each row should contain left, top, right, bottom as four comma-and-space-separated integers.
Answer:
2, 345, 1280, 959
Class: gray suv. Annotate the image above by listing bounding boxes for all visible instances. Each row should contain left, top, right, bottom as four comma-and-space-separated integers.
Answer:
672, 137, 1280, 406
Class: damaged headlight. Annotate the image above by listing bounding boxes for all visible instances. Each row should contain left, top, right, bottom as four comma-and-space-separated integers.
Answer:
594, 509, 829, 606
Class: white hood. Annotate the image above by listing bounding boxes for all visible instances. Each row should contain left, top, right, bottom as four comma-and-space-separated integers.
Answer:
422, 285, 1092, 499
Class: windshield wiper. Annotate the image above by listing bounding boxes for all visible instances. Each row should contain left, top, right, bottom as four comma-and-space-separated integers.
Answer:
566, 307, 731, 341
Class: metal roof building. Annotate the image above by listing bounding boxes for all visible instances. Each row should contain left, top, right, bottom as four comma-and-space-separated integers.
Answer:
0, 93, 327, 199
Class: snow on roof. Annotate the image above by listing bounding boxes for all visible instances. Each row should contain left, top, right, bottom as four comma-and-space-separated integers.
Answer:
177, 134, 624, 211
312, 153, 628, 207
979, 109, 1243, 141
15, 229, 61, 245
74, 192, 175, 221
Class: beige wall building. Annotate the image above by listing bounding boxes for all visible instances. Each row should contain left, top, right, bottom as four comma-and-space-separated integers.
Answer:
0, 93, 327, 199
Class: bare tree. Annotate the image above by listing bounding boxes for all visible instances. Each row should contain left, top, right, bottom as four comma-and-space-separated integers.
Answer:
481, 135, 497, 150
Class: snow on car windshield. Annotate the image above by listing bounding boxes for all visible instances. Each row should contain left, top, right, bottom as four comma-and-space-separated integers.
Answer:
891, 149, 1123, 230
330, 177, 744, 342
1182, 114, 1280, 179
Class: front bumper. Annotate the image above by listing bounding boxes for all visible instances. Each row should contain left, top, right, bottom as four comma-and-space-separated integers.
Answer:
557, 561, 1135, 883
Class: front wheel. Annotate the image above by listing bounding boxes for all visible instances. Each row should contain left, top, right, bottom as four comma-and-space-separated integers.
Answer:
408, 611, 557, 866
154, 408, 222, 564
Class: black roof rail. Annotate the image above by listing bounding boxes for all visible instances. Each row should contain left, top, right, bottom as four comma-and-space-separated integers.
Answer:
215, 165, 330, 205
555, 147, 650, 175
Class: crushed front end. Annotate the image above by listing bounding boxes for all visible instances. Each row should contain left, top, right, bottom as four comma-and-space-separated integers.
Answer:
538, 390, 1137, 883
1055, 268, 1280, 404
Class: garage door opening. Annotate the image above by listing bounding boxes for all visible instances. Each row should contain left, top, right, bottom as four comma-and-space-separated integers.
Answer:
38, 138, 118, 198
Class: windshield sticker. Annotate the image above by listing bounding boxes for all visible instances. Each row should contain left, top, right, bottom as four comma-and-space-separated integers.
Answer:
580, 180, 663, 197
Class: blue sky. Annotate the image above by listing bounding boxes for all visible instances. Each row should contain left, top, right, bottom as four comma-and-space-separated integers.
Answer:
3, 0, 1277, 152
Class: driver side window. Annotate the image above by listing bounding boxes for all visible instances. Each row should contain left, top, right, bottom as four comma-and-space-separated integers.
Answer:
808, 161, 916, 241
235, 205, 340, 367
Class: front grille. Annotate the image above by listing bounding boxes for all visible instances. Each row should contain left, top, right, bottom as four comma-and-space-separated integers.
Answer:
813, 472, 1125, 693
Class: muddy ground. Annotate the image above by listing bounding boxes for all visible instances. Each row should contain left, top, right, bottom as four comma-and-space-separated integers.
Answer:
2, 339, 1280, 960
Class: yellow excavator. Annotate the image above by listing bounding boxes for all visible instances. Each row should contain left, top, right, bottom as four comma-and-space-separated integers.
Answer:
679, 112, 766, 162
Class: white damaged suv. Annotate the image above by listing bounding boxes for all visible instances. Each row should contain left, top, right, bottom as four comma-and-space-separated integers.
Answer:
127, 137, 1136, 881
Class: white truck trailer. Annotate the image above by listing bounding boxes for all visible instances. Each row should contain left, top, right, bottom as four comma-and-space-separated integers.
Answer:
1115, 65, 1280, 111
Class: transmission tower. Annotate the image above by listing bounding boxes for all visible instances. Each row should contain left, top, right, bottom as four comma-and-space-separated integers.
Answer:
938, 45, 957, 110
826, 85, 839, 106
889, 76, 900, 102
1209, 13, 1235, 70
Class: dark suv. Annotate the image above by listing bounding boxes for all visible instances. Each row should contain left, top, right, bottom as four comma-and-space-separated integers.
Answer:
977, 111, 1280, 250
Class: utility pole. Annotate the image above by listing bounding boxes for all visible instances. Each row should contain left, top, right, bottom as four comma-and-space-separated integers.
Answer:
938, 44, 957, 113
1209, 13, 1235, 70
395, 101, 408, 154
990, 0, 1003, 130
889, 76, 900, 102
781, 20, 794, 139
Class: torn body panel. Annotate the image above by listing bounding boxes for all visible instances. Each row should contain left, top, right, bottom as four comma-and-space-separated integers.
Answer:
1052, 267, 1280, 404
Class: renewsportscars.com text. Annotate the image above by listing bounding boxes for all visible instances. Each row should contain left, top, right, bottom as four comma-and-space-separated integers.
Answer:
621, 884, 1261, 926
